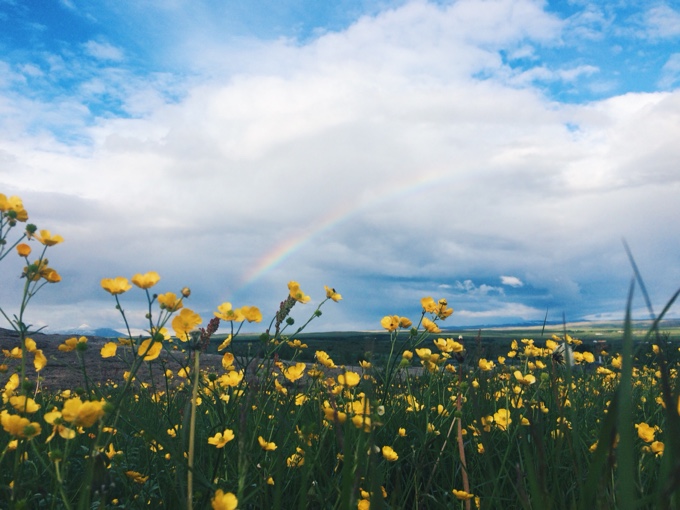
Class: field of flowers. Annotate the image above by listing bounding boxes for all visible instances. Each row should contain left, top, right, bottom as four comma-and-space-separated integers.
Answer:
1, 192, 680, 510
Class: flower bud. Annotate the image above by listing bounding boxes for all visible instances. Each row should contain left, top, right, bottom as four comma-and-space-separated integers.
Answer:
181, 287, 191, 298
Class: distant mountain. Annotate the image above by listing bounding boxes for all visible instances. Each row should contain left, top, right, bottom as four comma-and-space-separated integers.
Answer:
55, 327, 123, 338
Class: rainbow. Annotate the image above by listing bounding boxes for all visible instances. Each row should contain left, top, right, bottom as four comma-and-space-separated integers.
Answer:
238, 170, 450, 290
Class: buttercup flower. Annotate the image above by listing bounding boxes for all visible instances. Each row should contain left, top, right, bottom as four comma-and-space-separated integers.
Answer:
288, 281, 311, 303
258, 436, 277, 451
131, 271, 160, 289
208, 429, 235, 448
380, 315, 399, 332
240, 305, 262, 323
636, 422, 656, 443
137, 339, 162, 361
324, 286, 342, 302
101, 342, 117, 358
214, 303, 244, 322
61, 397, 106, 428
338, 371, 361, 388
0, 194, 28, 221
211, 489, 238, 510
382, 445, 399, 462
283, 362, 307, 382
101, 277, 132, 295
453, 489, 475, 501
172, 308, 202, 340
16, 244, 31, 257
422, 317, 440, 333
34, 229, 63, 246
421, 296, 437, 313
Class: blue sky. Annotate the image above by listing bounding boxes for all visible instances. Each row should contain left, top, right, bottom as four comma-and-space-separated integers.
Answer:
1, 0, 679, 334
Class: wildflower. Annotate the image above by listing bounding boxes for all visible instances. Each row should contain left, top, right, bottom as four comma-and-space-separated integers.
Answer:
258, 436, 277, 451
208, 429, 235, 448
17, 243, 31, 257
324, 286, 342, 302
34, 229, 63, 246
0, 194, 28, 221
283, 362, 306, 382
101, 277, 132, 295
398, 427, 406, 437
125, 471, 148, 484
478, 358, 495, 371
359, 360, 371, 369
172, 308, 202, 339
1, 411, 41, 438
422, 317, 440, 333
214, 302, 244, 322
399, 317, 412, 328
240, 305, 262, 323
421, 296, 437, 313
131, 271, 160, 289
338, 371, 361, 387
212, 490, 238, 510
513, 371, 536, 386
636, 422, 656, 443
494, 409, 512, 431
221, 352, 235, 370
61, 397, 106, 428
10, 396, 40, 414
217, 335, 233, 351
137, 339, 162, 361
452, 489, 475, 501
315, 350, 337, 368
101, 342, 117, 358
44, 409, 76, 441
33, 350, 46, 371
58, 336, 87, 352
288, 281, 311, 303
433, 338, 463, 353
382, 445, 398, 461
158, 292, 183, 311
287, 339, 308, 349
650, 441, 664, 457
435, 298, 453, 319
287, 448, 305, 467
380, 315, 399, 332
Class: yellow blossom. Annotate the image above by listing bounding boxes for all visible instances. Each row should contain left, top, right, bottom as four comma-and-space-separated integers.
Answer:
380, 315, 399, 332
288, 281, 311, 303
17, 243, 31, 257
324, 286, 342, 302
58, 336, 87, 352
421, 296, 437, 313
382, 445, 398, 461
636, 422, 656, 443
101, 342, 117, 358
240, 305, 262, 323
513, 371, 536, 386
284, 362, 307, 382
137, 339, 162, 361
208, 429, 235, 448
214, 302, 244, 322
258, 436, 277, 451
158, 292, 183, 311
131, 271, 160, 289
211, 490, 238, 510
1, 410, 41, 438
478, 358, 495, 371
315, 350, 337, 368
125, 471, 148, 484
453, 489, 475, 501
61, 397, 106, 428
172, 308, 202, 340
33, 350, 46, 371
494, 409, 512, 431
101, 277, 132, 295
422, 317, 440, 333
10, 396, 40, 414
217, 335, 233, 351
34, 229, 64, 246
338, 371, 361, 387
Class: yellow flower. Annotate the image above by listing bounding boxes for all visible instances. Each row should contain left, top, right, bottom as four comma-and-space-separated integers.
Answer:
125, 471, 149, 484
16, 243, 31, 257
513, 371, 536, 386
422, 317, 440, 333
33, 350, 47, 372
137, 339, 162, 361
283, 362, 307, 382
288, 281, 311, 303
172, 308, 202, 340
398, 427, 406, 437
158, 292, 183, 311
287, 339, 308, 349
380, 315, 399, 332
433, 338, 464, 353
478, 358, 495, 371
0, 410, 41, 438
315, 350, 337, 368
214, 302, 244, 322
636, 422, 656, 443
131, 271, 160, 289
240, 305, 262, 323
452, 489, 475, 500
61, 397, 106, 428
382, 445, 398, 462
258, 436, 277, 451
217, 335, 233, 351
101, 342, 117, 358
286, 448, 305, 467
338, 371, 361, 387
58, 336, 87, 352
0, 194, 29, 221
421, 296, 437, 313
10, 396, 40, 414
34, 229, 63, 246
211, 489, 238, 510
494, 409, 512, 431
208, 429, 235, 448
324, 286, 342, 302
650, 441, 664, 457
101, 277, 132, 295
398, 317, 412, 328
221, 352, 235, 370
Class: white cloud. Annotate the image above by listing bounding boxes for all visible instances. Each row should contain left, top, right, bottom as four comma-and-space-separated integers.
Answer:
1, 1, 680, 331
500, 276, 523, 287
659, 53, 680, 88
83, 41, 125, 62
642, 5, 680, 39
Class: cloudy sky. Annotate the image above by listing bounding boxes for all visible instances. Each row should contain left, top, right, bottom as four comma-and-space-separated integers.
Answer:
1, 0, 679, 334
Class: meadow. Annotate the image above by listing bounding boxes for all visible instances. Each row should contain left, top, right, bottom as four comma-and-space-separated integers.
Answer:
1, 192, 680, 510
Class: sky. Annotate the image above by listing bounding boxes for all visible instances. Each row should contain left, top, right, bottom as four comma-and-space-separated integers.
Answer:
1, 0, 679, 335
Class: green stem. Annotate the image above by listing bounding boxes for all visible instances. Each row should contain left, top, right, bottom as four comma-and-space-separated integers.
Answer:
187, 350, 201, 510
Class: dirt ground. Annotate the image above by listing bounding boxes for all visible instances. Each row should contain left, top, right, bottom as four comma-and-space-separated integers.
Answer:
0, 328, 228, 391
